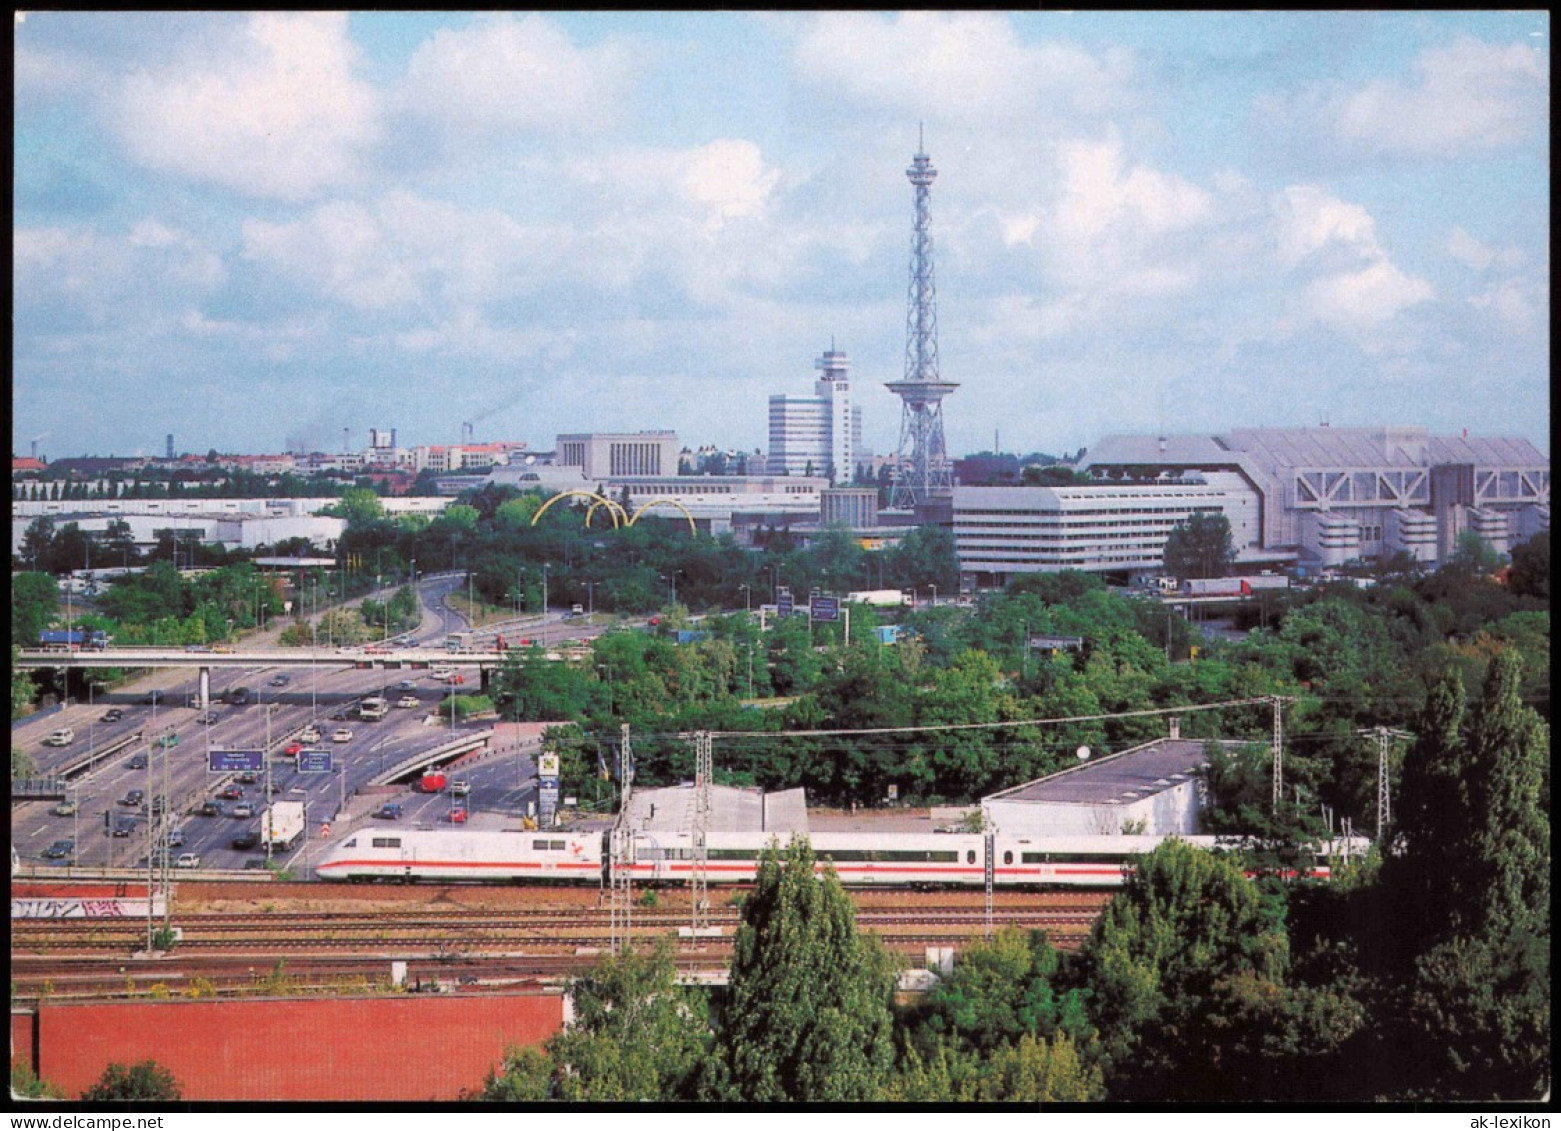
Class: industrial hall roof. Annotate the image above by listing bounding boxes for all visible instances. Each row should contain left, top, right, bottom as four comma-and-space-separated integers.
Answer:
621, 784, 809, 836
986, 738, 1250, 808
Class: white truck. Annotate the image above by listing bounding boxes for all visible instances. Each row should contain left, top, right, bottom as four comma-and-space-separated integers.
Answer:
844, 589, 914, 608
261, 800, 306, 851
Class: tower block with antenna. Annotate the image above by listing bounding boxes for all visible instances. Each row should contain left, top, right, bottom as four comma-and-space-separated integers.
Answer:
886, 128, 958, 510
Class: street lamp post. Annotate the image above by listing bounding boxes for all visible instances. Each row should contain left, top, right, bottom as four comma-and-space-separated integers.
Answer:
739, 584, 750, 613
930, 584, 938, 608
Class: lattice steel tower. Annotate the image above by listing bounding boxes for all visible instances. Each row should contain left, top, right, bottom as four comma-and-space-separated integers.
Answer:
886, 130, 958, 510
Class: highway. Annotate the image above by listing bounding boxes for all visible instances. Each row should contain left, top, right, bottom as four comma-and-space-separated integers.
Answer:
10, 576, 603, 879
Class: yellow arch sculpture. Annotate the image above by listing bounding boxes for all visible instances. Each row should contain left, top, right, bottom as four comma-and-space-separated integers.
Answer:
530, 490, 696, 535
586, 498, 632, 529
531, 490, 625, 528
628, 497, 698, 535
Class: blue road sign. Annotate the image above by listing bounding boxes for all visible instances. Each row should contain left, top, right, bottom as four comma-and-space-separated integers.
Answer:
297, 750, 333, 774
810, 595, 840, 623
209, 749, 263, 773
776, 593, 793, 617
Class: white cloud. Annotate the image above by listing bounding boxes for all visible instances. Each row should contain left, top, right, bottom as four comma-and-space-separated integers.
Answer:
1445, 226, 1527, 273
17, 221, 224, 303
1270, 186, 1433, 328
1054, 134, 1211, 241
681, 139, 781, 225
113, 12, 379, 201
242, 202, 421, 311
791, 12, 1136, 122
396, 14, 634, 141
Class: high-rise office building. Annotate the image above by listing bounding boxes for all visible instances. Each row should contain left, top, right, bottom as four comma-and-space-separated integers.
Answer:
768, 347, 863, 485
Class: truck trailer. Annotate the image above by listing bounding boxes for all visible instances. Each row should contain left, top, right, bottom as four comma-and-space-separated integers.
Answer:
261, 800, 306, 851
844, 590, 914, 608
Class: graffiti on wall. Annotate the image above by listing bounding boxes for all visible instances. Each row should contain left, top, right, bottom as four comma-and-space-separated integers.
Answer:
11, 898, 165, 919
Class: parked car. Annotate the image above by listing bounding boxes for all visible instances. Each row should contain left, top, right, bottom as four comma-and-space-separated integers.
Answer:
300, 726, 322, 743
119, 789, 144, 807
231, 802, 255, 818
43, 728, 75, 747
331, 728, 354, 743
231, 830, 260, 850
101, 708, 124, 723
174, 853, 201, 869
128, 752, 148, 769
53, 800, 78, 817
42, 839, 74, 860
374, 803, 404, 820
395, 695, 420, 709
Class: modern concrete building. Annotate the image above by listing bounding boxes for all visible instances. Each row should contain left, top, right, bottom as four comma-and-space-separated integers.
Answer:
953, 481, 1260, 586
555, 432, 680, 479
768, 347, 865, 485
623, 784, 810, 836
1077, 426, 1548, 568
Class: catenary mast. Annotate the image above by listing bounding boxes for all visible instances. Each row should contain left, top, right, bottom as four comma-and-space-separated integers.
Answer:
886, 127, 958, 510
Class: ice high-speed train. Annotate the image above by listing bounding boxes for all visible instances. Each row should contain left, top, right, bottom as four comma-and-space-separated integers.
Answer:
312, 827, 1365, 887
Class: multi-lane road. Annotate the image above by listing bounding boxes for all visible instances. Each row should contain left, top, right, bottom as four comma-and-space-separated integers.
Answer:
11, 577, 604, 878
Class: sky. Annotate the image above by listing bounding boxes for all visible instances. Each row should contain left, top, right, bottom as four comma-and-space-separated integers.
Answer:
12, 11, 1551, 463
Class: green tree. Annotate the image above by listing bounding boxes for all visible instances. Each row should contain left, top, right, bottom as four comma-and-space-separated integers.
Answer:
10, 1060, 64, 1099
480, 941, 712, 1101
80, 1059, 181, 1101
11, 572, 59, 649
1161, 511, 1235, 580
976, 1031, 1104, 1102
1077, 838, 1289, 1100
330, 486, 385, 527
719, 836, 896, 1101
1505, 529, 1549, 601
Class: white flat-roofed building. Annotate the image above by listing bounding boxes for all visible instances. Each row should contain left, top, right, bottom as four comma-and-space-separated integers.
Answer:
982, 735, 1250, 837
953, 481, 1254, 584
622, 784, 809, 836
555, 432, 679, 479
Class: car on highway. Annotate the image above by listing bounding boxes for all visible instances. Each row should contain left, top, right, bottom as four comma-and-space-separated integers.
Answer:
283, 742, 304, 757
101, 708, 124, 723
119, 789, 144, 807
430, 666, 455, 679
155, 733, 180, 748
396, 680, 417, 692
174, 853, 201, 869
53, 799, 79, 816
43, 728, 75, 747
167, 828, 186, 847
42, 839, 74, 860
331, 728, 354, 743
143, 691, 163, 705
218, 785, 244, 800
444, 673, 466, 685
112, 821, 135, 837
199, 800, 225, 817
374, 803, 404, 821
450, 780, 470, 796
269, 674, 290, 687
395, 695, 420, 709
231, 802, 255, 818
237, 771, 258, 784
196, 711, 220, 725
128, 752, 148, 769
300, 726, 322, 743
231, 831, 260, 850
447, 807, 468, 824
149, 797, 168, 817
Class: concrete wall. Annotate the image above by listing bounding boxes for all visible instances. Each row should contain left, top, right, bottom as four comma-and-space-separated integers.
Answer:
13, 991, 563, 1101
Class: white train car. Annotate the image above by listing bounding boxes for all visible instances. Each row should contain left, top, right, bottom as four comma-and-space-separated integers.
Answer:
313, 828, 604, 883
627, 830, 991, 886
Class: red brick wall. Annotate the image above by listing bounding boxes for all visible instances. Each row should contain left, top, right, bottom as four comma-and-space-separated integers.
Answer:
28, 992, 563, 1101
12, 1010, 36, 1073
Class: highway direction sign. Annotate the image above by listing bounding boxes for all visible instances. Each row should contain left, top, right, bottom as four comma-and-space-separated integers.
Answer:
297, 750, 333, 774
810, 595, 840, 622
208, 749, 263, 773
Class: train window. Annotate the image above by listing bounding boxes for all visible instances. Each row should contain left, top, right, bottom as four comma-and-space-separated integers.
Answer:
709, 848, 760, 860
551, 841, 565, 851
966, 850, 976, 864
1021, 852, 1043, 864
342, 838, 357, 849
1003, 851, 1013, 865
532, 840, 554, 851
371, 837, 400, 849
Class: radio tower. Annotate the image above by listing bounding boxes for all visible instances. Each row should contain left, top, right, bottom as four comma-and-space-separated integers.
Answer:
886, 127, 958, 510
